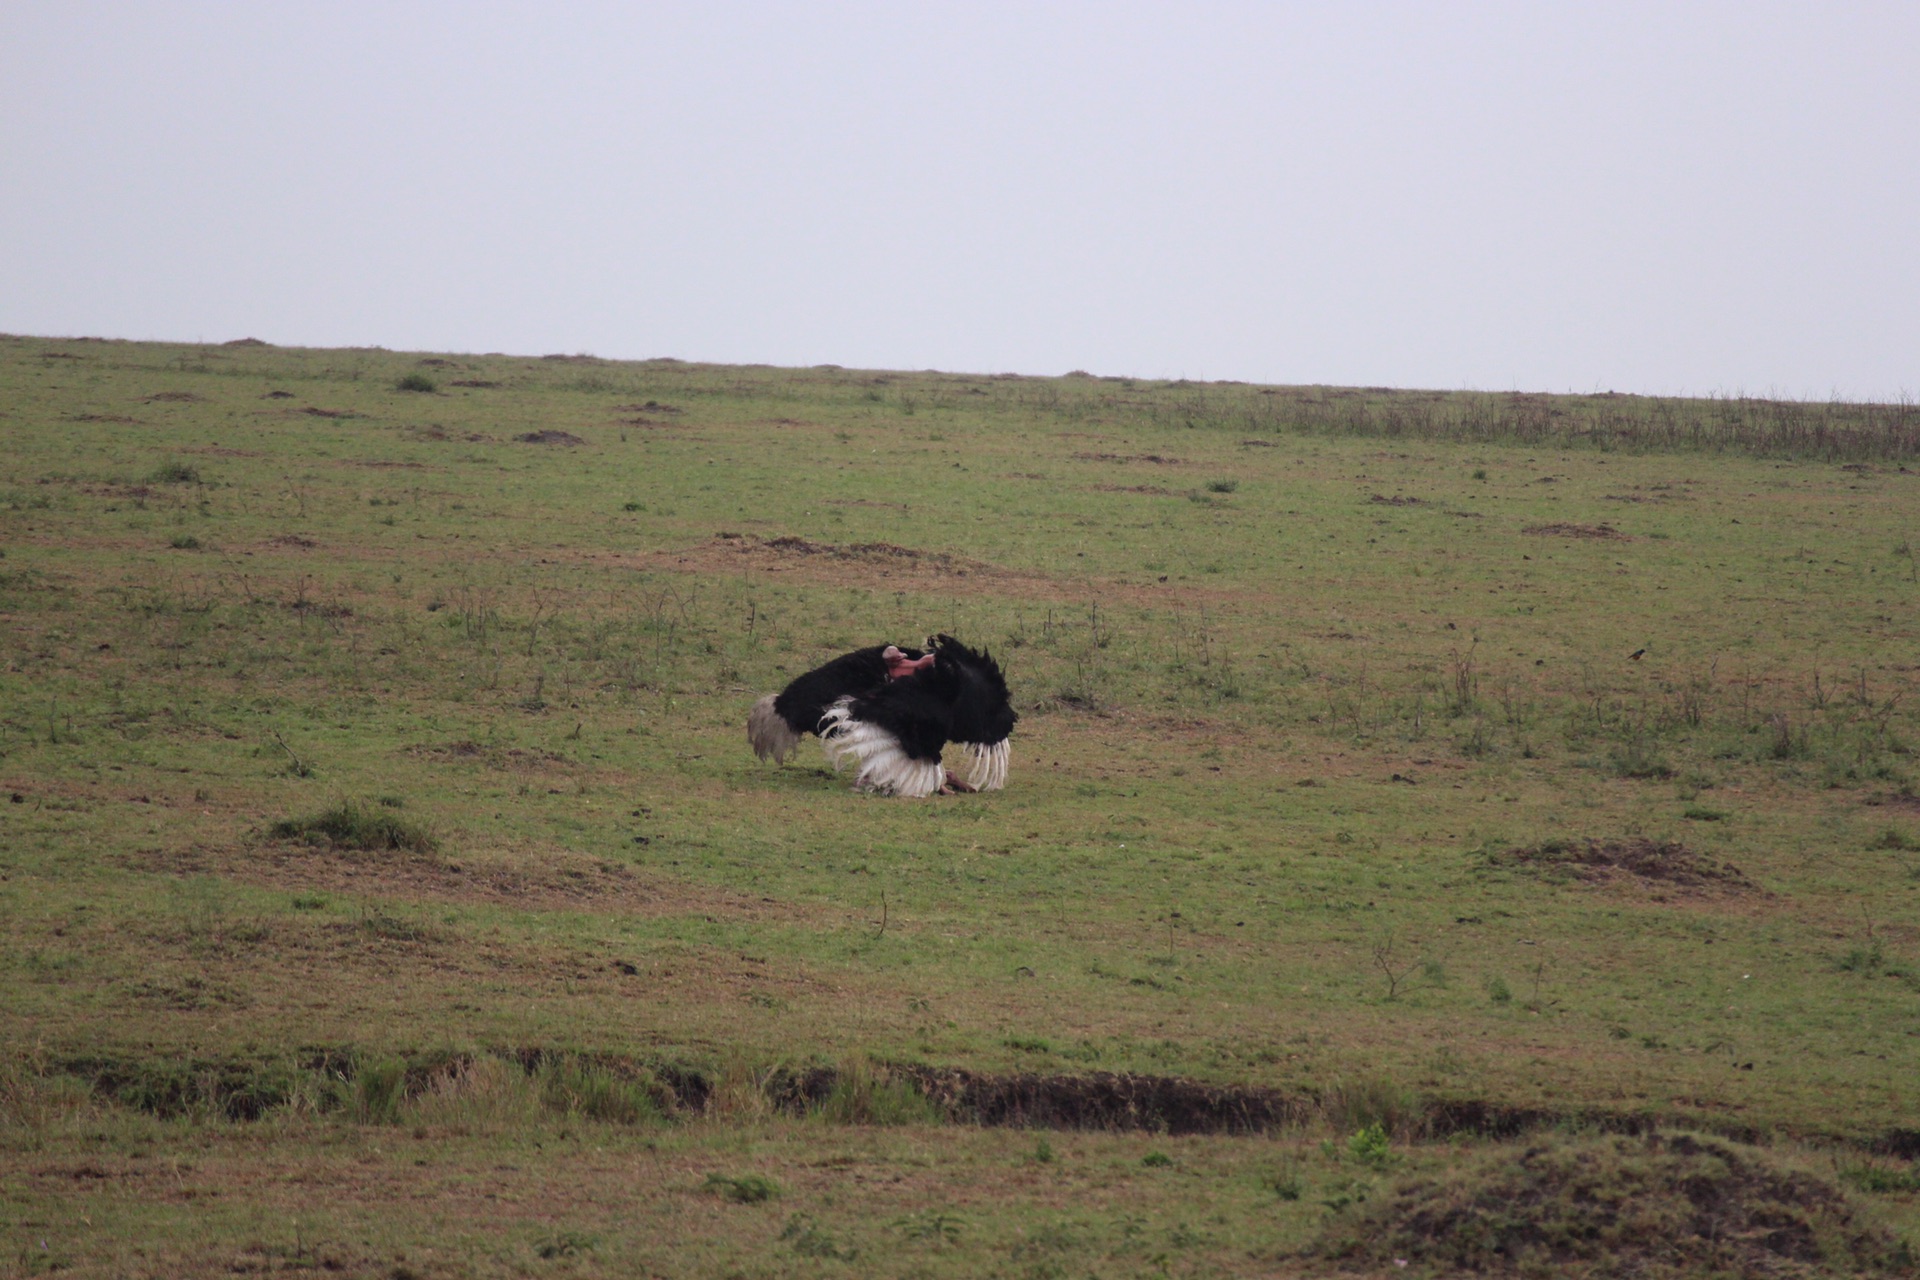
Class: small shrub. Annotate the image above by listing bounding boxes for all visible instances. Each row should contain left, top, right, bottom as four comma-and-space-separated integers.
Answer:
1870, 827, 1912, 851
894, 1210, 965, 1246
395, 373, 437, 393
1348, 1123, 1393, 1169
149, 462, 201, 484
1205, 478, 1239, 493
1266, 1166, 1304, 1201
1683, 805, 1728, 821
1836, 943, 1886, 975
780, 1214, 853, 1259
704, 1172, 780, 1203
1486, 975, 1513, 1004
269, 802, 435, 854
1142, 1150, 1174, 1167
532, 1231, 597, 1259
168, 534, 202, 550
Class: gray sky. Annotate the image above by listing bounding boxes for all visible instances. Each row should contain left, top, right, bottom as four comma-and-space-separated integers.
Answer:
3, 3, 1915, 398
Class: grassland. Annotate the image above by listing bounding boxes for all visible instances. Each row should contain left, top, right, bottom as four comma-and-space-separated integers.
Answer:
2, 333, 1918, 1276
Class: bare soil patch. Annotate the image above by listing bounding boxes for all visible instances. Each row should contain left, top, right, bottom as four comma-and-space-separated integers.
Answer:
405, 739, 568, 768
1490, 838, 1757, 893
143, 391, 201, 403
1523, 521, 1629, 539
515, 429, 587, 446
407, 426, 494, 442
1073, 452, 1184, 465
697, 532, 982, 576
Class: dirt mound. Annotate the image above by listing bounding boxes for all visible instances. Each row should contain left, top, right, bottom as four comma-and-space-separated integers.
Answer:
1490, 838, 1756, 892
1523, 521, 1628, 539
515, 429, 587, 446
1315, 1131, 1909, 1278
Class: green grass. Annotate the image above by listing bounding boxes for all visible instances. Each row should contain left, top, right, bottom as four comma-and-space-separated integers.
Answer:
2, 333, 1918, 1274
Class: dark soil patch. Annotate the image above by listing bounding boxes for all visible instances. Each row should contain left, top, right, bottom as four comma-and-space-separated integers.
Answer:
408, 426, 493, 443
69, 413, 142, 424
1523, 521, 1629, 539
266, 534, 317, 549
515, 430, 587, 446
1314, 1130, 1909, 1278
898, 1067, 1312, 1134
263, 390, 294, 399
1073, 452, 1184, 465
763, 535, 955, 568
1369, 494, 1427, 506
448, 379, 500, 388
613, 401, 683, 415
1094, 484, 1176, 496
144, 391, 201, 403
404, 740, 569, 768
1489, 838, 1756, 893
299, 407, 355, 419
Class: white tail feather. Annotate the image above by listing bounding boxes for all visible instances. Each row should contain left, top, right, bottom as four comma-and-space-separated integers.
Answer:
959, 739, 1010, 790
818, 700, 945, 797
748, 693, 803, 764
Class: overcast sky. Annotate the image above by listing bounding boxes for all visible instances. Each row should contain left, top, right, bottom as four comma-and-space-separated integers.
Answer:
3, 3, 1915, 399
